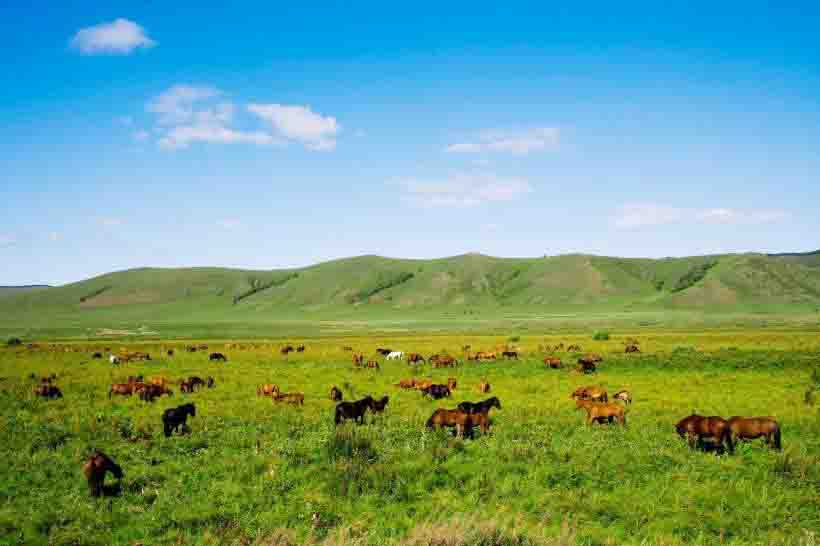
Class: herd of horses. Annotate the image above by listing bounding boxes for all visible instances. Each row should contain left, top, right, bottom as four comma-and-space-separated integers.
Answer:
18, 339, 784, 498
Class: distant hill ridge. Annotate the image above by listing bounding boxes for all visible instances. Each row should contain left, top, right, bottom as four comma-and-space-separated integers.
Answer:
2, 251, 819, 324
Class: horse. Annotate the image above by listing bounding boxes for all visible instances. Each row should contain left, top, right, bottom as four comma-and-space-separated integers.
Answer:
544, 356, 562, 369
613, 390, 632, 404
675, 414, 734, 454
139, 384, 173, 402
167, 349, 175, 357
421, 384, 451, 400
407, 352, 425, 365
209, 352, 227, 362
109, 355, 121, 365
575, 399, 626, 426
426, 409, 488, 438
162, 403, 196, 437
352, 353, 365, 367
188, 376, 206, 390
577, 358, 597, 374
180, 380, 194, 393
376, 348, 392, 356
447, 377, 457, 391
330, 386, 343, 401
371, 396, 389, 415
365, 360, 380, 370
273, 392, 304, 405
109, 382, 141, 398
571, 386, 608, 403
296, 345, 305, 353
501, 350, 518, 360
335, 396, 374, 425
478, 380, 491, 393
92, 352, 103, 359
386, 351, 404, 361
149, 377, 168, 387
280, 345, 294, 355
457, 396, 501, 415
33, 385, 62, 399
396, 378, 417, 389
82, 451, 123, 497
257, 384, 280, 397
727, 416, 781, 450
625, 344, 640, 354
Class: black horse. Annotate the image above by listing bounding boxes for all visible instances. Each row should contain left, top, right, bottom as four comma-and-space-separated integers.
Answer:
458, 396, 502, 415
421, 384, 451, 400
376, 348, 392, 356
334, 396, 374, 425
162, 403, 196, 437
371, 395, 389, 415
209, 352, 227, 362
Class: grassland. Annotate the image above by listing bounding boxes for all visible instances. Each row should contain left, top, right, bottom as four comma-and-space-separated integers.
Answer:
1, 331, 819, 545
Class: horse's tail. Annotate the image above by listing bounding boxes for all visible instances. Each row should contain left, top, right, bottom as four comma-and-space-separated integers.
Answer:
773, 424, 782, 450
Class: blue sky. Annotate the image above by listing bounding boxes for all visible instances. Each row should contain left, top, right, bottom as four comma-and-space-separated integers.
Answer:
2, 2, 819, 285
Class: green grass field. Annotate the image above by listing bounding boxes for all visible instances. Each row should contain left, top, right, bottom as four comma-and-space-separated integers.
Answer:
1, 331, 819, 545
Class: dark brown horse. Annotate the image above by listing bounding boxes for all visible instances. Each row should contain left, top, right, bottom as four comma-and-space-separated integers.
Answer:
421, 384, 451, 400
571, 386, 608, 403
273, 392, 304, 405
34, 385, 62, 399
426, 409, 489, 438
676, 414, 734, 454
728, 416, 781, 450
501, 350, 518, 360
335, 396, 374, 425
330, 385, 343, 401
83, 450, 123, 497
162, 403, 196, 437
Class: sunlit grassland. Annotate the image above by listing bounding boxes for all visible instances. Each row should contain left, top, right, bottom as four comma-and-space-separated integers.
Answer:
1, 331, 819, 545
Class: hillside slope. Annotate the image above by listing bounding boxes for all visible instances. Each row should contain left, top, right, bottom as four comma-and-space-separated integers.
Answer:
1, 252, 818, 335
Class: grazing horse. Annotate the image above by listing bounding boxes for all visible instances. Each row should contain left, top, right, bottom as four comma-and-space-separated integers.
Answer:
188, 376, 206, 390
575, 399, 626, 426
33, 385, 62, 399
571, 386, 608, 403
365, 360, 380, 370
577, 357, 597, 374
371, 396, 389, 415
162, 403, 196, 437
92, 352, 103, 359
501, 350, 519, 360
406, 352, 425, 365
139, 384, 173, 402
421, 384, 451, 400
180, 380, 194, 393
335, 396, 375, 425
396, 378, 417, 389
352, 353, 365, 367
675, 414, 734, 454
478, 380, 491, 393
257, 384, 280, 397
457, 396, 501, 415
330, 386, 343, 401
109, 382, 142, 398
296, 345, 305, 353
625, 344, 640, 354
414, 379, 434, 391
273, 392, 304, 405
82, 451, 123, 497
544, 356, 562, 369
386, 351, 404, 361
728, 416, 781, 450
613, 390, 632, 404
426, 409, 488, 438
376, 348, 392, 356
280, 345, 294, 355
447, 377, 457, 391
209, 352, 227, 362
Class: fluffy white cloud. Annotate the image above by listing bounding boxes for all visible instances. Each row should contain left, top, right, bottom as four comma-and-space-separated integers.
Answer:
248, 103, 340, 151
614, 203, 789, 229
70, 18, 156, 55
401, 173, 531, 208
158, 126, 274, 150
147, 85, 222, 125
446, 127, 559, 155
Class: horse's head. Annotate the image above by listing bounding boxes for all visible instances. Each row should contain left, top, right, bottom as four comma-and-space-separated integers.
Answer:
490, 397, 501, 409
185, 403, 196, 417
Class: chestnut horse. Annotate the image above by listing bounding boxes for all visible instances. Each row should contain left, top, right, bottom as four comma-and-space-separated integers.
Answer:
675, 414, 734, 454
575, 399, 626, 426
728, 416, 781, 450
82, 450, 123, 497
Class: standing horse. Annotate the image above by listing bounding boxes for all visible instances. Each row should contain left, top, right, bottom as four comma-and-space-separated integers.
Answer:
163, 403, 196, 437
676, 414, 734, 454
728, 416, 781, 450
335, 396, 375, 425
82, 450, 123, 497
457, 397, 501, 415
575, 399, 626, 426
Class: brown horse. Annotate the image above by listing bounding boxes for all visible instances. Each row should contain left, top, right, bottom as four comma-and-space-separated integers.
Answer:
280, 345, 294, 355
396, 378, 417, 389
728, 416, 781, 450
34, 385, 62, 399
478, 380, 491, 393
432, 355, 457, 368
571, 386, 608, 403
675, 414, 734, 454
365, 360, 380, 370
575, 399, 626, 426
257, 384, 280, 397
544, 356, 562, 369
407, 352, 425, 365
426, 409, 488, 438
139, 384, 173, 402
330, 386, 343, 401
82, 450, 123, 497
501, 350, 519, 360
352, 353, 365, 367
149, 377, 168, 387
109, 382, 144, 398
273, 392, 304, 405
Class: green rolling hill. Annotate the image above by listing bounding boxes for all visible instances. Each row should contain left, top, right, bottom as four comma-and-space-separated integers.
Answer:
1, 251, 818, 337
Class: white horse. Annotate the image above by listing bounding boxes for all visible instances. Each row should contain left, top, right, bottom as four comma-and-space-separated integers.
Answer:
109, 355, 121, 365
386, 351, 404, 361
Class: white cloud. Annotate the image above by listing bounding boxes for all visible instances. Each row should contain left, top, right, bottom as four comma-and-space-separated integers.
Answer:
248, 103, 340, 151
99, 217, 123, 227
614, 203, 789, 229
446, 127, 559, 155
158, 126, 274, 150
401, 173, 531, 208
70, 18, 156, 55
147, 85, 222, 125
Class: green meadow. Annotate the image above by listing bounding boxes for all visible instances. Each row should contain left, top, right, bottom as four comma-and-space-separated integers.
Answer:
1, 331, 819, 545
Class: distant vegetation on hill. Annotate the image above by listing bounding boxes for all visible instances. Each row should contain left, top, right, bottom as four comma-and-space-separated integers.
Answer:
1, 251, 818, 337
